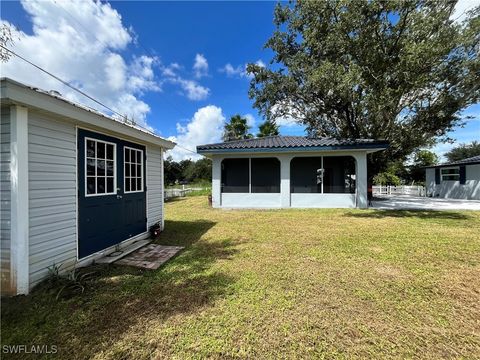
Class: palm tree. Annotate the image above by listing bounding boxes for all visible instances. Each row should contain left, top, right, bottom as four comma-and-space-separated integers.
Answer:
222, 115, 253, 141
257, 120, 279, 137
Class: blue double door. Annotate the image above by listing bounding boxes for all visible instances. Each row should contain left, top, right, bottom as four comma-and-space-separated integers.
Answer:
78, 129, 147, 258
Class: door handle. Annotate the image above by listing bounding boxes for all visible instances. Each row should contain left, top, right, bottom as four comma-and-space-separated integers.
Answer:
117, 195, 123, 199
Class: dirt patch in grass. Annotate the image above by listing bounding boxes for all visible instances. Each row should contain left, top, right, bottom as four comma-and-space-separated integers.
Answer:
2, 197, 480, 359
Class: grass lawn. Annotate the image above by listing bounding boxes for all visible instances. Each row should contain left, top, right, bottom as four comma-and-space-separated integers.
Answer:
2, 197, 480, 359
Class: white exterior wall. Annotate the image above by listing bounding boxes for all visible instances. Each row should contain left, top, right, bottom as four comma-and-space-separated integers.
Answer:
425, 168, 435, 196
28, 112, 77, 287
146, 145, 164, 229
426, 165, 480, 200
221, 193, 281, 208
291, 194, 356, 208
210, 151, 368, 209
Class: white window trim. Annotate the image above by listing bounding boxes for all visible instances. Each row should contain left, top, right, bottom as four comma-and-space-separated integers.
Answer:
124, 146, 144, 193
84, 137, 117, 197
440, 166, 460, 181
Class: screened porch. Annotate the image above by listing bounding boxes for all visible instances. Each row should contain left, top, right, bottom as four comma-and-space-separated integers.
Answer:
219, 156, 358, 208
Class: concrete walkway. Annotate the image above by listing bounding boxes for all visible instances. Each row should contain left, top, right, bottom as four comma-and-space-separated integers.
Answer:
371, 195, 480, 211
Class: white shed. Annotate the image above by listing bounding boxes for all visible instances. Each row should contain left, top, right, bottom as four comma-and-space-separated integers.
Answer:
0, 78, 175, 295
425, 156, 480, 200
197, 136, 388, 209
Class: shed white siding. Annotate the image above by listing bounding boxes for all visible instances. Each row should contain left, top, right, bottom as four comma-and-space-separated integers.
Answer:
28, 112, 77, 286
146, 145, 164, 229
1, 107, 11, 292
426, 165, 480, 200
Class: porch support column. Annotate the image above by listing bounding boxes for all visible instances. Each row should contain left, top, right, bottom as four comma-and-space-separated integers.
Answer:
211, 156, 222, 208
280, 155, 291, 208
354, 152, 368, 209
10, 105, 29, 294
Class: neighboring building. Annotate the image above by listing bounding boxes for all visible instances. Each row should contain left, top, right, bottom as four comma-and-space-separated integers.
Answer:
425, 155, 480, 200
0, 78, 175, 295
197, 136, 388, 209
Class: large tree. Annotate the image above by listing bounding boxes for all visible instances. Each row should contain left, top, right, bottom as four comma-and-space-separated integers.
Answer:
257, 120, 280, 137
444, 141, 480, 162
0, 24, 15, 62
248, 0, 480, 175
223, 114, 253, 141
408, 149, 439, 183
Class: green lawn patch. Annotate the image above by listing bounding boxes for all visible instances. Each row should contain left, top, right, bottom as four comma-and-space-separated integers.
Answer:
2, 197, 479, 359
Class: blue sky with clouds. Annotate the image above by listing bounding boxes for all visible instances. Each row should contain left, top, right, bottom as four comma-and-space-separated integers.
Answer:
1, 0, 478, 160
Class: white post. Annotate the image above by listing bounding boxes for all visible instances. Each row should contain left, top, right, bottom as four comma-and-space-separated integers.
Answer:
10, 105, 29, 294
280, 155, 291, 208
160, 148, 165, 230
354, 152, 368, 209
211, 156, 222, 207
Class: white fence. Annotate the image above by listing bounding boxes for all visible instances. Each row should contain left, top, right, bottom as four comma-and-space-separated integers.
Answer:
373, 185, 425, 197
164, 187, 208, 200
164, 188, 191, 199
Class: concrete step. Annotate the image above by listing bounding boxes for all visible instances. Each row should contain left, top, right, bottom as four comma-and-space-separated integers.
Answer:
95, 239, 151, 264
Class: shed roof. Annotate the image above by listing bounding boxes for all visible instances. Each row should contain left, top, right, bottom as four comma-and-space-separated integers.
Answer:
426, 155, 480, 168
197, 136, 388, 154
0, 77, 175, 149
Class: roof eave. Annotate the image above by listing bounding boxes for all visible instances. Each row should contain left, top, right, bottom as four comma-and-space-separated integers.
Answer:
425, 161, 480, 168
1, 78, 175, 150
197, 144, 389, 155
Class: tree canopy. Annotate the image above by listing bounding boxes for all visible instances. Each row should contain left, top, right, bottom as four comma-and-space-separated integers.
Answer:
257, 120, 280, 137
248, 0, 480, 174
0, 24, 15, 62
444, 141, 480, 162
164, 156, 211, 185
223, 115, 253, 141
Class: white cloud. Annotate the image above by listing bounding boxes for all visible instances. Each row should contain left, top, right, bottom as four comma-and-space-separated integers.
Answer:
243, 113, 256, 128
220, 63, 245, 77
162, 62, 181, 77
275, 115, 298, 127
167, 105, 225, 161
219, 59, 265, 79
451, 0, 480, 22
193, 53, 208, 78
162, 60, 210, 100
0, 0, 163, 128
269, 102, 304, 128
171, 78, 210, 101
254, 59, 266, 68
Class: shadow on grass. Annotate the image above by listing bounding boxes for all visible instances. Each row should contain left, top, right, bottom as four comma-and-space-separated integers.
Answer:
164, 196, 188, 203
157, 219, 215, 247
345, 210, 471, 220
1, 219, 238, 359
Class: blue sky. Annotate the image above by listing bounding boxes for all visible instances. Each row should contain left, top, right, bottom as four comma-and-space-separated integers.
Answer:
1, 0, 478, 160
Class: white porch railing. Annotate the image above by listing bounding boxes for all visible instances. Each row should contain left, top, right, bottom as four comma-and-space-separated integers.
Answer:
373, 185, 425, 197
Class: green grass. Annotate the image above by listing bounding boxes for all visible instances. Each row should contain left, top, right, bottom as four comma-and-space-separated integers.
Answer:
2, 197, 480, 359
185, 187, 211, 197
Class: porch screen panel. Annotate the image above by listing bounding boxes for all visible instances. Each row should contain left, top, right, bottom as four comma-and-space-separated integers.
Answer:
251, 158, 280, 193
290, 157, 322, 193
323, 156, 356, 193
221, 158, 249, 193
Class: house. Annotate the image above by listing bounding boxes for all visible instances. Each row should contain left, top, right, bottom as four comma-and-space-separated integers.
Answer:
0, 78, 175, 295
425, 155, 480, 200
197, 136, 388, 209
